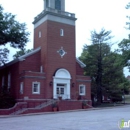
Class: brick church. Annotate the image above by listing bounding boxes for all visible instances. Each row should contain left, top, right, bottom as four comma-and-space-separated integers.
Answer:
0, 0, 91, 113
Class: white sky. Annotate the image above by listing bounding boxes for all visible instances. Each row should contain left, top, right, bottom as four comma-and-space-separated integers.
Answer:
0, 0, 130, 76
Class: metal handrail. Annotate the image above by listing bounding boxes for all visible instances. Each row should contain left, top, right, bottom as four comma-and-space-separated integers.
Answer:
10, 99, 57, 115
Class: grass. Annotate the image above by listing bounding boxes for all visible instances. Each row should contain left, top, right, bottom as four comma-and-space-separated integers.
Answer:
96, 102, 124, 108
125, 95, 130, 103
92, 95, 130, 108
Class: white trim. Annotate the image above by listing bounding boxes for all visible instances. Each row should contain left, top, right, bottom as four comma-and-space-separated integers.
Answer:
79, 84, 86, 95
32, 82, 40, 94
34, 14, 75, 28
76, 58, 86, 68
54, 68, 71, 79
102, 95, 104, 100
20, 82, 24, 94
40, 66, 43, 73
53, 69, 71, 99
60, 29, 64, 36
0, 47, 41, 69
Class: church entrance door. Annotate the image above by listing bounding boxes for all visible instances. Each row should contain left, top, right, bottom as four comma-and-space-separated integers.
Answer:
56, 84, 66, 99
53, 69, 71, 99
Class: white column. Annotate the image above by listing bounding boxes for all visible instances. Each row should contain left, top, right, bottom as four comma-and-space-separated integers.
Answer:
61, 0, 65, 11
49, 0, 55, 9
44, 0, 46, 9
53, 82, 57, 99
66, 82, 70, 99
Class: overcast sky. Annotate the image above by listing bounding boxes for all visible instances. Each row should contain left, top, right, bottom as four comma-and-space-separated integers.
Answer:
0, 0, 130, 76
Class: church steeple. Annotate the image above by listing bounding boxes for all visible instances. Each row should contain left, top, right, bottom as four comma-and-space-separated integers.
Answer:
33, 0, 76, 26
44, 0, 65, 11
33, 0, 78, 100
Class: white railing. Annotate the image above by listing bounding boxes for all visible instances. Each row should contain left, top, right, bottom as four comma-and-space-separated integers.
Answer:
35, 99, 56, 109
34, 7, 75, 21
54, 94, 70, 100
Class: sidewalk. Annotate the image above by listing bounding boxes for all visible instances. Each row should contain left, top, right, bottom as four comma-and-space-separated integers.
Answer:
0, 104, 129, 118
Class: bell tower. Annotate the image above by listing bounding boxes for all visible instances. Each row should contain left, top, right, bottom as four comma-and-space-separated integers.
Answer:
33, 0, 77, 99
44, 0, 65, 11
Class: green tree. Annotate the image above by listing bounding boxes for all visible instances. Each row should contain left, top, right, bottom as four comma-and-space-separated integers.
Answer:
80, 28, 127, 105
13, 49, 33, 59
0, 5, 29, 65
125, 2, 130, 29
118, 35, 130, 68
117, 2, 130, 71
0, 48, 9, 66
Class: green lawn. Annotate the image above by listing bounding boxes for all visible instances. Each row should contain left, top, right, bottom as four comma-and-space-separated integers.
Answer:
97, 103, 124, 108
125, 95, 130, 103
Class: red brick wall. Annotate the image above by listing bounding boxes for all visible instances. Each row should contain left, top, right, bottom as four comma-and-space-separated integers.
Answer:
0, 50, 41, 100
33, 21, 47, 71
0, 102, 27, 115
21, 105, 52, 114
76, 62, 84, 75
58, 100, 82, 111
34, 20, 76, 99
19, 71, 45, 99
0, 16, 92, 104
76, 75, 91, 100
0, 62, 20, 99
19, 51, 41, 73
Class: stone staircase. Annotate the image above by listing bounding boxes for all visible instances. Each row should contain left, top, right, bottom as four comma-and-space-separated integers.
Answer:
10, 99, 57, 115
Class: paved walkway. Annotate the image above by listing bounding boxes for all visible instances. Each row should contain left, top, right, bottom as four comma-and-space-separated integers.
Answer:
0, 105, 130, 130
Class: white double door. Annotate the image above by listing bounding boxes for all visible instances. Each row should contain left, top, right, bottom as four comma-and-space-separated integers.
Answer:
56, 84, 66, 99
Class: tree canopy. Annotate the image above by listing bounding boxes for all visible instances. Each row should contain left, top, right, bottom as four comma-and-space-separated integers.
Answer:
79, 28, 130, 105
117, 2, 130, 69
118, 35, 130, 68
13, 49, 33, 59
125, 2, 130, 30
0, 5, 29, 66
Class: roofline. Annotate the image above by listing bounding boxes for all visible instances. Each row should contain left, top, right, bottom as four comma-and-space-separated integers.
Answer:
76, 58, 86, 68
33, 8, 77, 24
0, 49, 85, 70
0, 47, 41, 70
18, 47, 41, 60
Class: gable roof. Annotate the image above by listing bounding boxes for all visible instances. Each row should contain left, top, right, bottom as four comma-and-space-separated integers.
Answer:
18, 47, 41, 61
0, 47, 86, 70
76, 58, 86, 68
0, 47, 41, 69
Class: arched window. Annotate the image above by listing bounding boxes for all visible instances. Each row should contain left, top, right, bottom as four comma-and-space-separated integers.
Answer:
55, 0, 61, 10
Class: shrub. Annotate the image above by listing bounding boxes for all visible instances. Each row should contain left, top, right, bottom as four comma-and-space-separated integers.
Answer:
110, 92, 123, 102
0, 93, 16, 109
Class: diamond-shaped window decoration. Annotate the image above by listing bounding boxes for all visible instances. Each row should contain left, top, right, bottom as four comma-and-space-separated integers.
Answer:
57, 47, 67, 58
